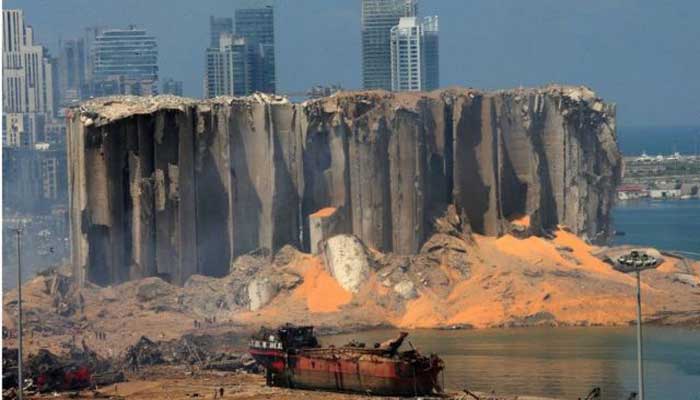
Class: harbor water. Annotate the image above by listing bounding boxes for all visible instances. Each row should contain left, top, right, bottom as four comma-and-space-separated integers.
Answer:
612, 198, 700, 259
324, 326, 700, 399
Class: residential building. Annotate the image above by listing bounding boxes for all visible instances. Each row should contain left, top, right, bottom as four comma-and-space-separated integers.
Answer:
616, 184, 648, 201
389, 16, 439, 92
2, 9, 55, 117
361, 0, 417, 90
3, 112, 46, 147
91, 26, 158, 96
205, 33, 250, 97
162, 78, 184, 96
2, 143, 67, 213
650, 189, 682, 199
235, 6, 276, 93
209, 16, 233, 48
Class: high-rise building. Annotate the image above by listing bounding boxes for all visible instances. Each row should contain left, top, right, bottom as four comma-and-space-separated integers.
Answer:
205, 33, 250, 98
2, 9, 55, 118
91, 26, 158, 96
390, 16, 439, 92
421, 16, 439, 91
361, 0, 417, 90
84, 26, 106, 84
209, 16, 233, 48
235, 6, 276, 93
162, 78, 184, 96
57, 38, 86, 104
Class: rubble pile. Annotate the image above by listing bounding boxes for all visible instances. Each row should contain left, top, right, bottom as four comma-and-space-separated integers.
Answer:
122, 335, 261, 373
203, 353, 259, 372
124, 336, 165, 367
2, 345, 124, 396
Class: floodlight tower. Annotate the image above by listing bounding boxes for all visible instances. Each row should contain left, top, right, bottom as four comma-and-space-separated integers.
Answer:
613, 250, 660, 400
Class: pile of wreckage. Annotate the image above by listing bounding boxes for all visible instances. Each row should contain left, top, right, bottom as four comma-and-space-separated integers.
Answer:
2, 345, 124, 398
2, 335, 260, 398
124, 335, 261, 373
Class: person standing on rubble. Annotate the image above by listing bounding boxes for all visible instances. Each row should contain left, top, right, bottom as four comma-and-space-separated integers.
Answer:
79, 293, 85, 314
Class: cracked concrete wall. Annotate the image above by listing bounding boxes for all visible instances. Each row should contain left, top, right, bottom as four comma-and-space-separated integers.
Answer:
68, 86, 621, 286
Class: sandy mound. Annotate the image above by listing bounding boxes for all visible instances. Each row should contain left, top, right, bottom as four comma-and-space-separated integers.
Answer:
4, 230, 699, 357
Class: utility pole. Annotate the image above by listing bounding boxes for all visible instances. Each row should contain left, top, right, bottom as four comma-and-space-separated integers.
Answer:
15, 227, 24, 400
613, 250, 659, 400
635, 270, 644, 400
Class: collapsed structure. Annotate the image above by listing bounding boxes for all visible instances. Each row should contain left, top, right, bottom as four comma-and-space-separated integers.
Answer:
67, 86, 621, 286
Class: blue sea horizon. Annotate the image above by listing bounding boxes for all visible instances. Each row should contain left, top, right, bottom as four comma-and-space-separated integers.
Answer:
617, 125, 700, 156
612, 198, 700, 259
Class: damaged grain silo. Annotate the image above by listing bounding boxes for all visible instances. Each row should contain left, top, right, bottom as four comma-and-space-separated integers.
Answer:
67, 86, 621, 287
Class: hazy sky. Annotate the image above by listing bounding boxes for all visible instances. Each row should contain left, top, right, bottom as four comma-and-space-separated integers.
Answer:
6, 0, 700, 126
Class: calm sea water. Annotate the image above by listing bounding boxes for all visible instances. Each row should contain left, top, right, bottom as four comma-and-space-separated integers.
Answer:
612, 199, 700, 259
324, 327, 700, 399
617, 126, 700, 156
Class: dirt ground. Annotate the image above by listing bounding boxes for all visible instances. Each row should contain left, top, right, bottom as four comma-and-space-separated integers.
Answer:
25, 365, 559, 400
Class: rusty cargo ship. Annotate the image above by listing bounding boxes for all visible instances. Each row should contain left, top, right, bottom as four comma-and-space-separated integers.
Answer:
249, 325, 444, 396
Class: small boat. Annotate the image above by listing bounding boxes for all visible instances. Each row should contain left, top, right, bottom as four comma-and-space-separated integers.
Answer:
249, 324, 444, 396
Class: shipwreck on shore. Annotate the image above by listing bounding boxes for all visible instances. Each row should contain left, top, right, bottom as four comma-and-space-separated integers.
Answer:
67, 86, 621, 286
249, 325, 444, 396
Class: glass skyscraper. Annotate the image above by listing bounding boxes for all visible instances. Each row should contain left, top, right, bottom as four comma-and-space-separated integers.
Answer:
235, 6, 276, 94
57, 38, 86, 104
209, 16, 233, 48
92, 27, 158, 95
361, 0, 417, 90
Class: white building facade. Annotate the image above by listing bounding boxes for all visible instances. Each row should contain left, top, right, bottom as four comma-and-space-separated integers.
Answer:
2, 9, 55, 117
390, 16, 439, 92
205, 33, 250, 98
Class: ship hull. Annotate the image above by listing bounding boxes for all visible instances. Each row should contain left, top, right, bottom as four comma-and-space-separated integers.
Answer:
251, 349, 441, 396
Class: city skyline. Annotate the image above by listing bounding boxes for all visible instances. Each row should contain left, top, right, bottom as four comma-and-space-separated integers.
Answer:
206, 6, 276, 97
362, 0, 417, 90
3, 0, 700, 126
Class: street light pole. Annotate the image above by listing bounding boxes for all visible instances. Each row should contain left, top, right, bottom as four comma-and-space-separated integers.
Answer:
613, 250, 657, 400
15, 228, 24, 400
635, 270, 644, 400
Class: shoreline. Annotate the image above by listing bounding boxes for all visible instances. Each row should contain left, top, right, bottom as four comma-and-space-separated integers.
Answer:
23, 365, 565, 400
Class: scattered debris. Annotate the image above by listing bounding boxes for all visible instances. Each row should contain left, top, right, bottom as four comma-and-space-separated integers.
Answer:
1, 345, 124, 395
123, 335, 260, 372
124, 336, 165, 368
